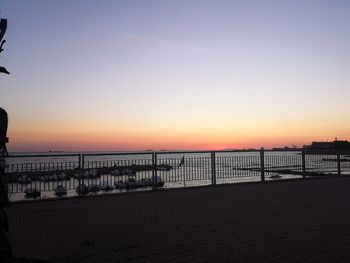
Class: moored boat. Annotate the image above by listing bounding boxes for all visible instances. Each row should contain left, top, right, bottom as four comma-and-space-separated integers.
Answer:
115, 176, 165, 189
25, 188, 41, 198
100, 181, 114, 191
269, 174, 282, 179
87, 184, 100, 193
54, 185, 67, 196
17, 175, 32, 184
76, 184, 89, 195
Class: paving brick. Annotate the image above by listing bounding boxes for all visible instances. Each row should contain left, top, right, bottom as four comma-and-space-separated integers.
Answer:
6, 177, 350, 262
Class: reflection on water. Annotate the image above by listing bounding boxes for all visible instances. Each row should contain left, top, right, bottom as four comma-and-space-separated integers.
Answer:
5, 151, 350, 202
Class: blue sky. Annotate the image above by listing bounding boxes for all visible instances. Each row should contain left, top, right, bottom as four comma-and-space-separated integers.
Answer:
1, 0, 350, 151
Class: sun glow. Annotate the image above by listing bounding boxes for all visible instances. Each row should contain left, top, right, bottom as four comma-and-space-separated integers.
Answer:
2, 1, 350, 152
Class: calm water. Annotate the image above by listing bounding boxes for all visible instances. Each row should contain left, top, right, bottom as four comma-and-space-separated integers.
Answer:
4, 151, 350, 201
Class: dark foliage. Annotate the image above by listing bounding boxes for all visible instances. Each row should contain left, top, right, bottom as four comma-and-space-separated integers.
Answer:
0, 19, 9, 74
1, 108, 12, 262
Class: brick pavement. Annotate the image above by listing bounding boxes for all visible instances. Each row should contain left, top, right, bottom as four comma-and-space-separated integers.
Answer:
7, 177, 350, 262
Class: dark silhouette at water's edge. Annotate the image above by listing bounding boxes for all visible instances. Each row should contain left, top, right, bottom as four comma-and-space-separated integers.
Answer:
303, 138, 350, 154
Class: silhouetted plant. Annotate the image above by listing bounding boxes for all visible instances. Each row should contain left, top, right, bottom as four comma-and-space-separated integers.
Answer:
0, 111, 11, 263
0, 18, 9, 74
0, 14, 12, 263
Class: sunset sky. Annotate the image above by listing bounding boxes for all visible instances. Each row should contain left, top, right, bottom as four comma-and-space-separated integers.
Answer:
1, 0, 350, 152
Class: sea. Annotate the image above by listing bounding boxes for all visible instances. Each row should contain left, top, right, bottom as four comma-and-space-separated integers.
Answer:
3, 151, 350, 201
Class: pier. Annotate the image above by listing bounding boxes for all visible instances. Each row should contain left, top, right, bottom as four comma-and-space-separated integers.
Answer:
8, 176, 350, 262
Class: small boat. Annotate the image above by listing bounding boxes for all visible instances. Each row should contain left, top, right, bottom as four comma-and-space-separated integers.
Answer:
57, 173, 70, 181
25, 188, 41, 198
125, 178, 137, 189
82, 168, 100, 178
123, 169, 136, 176
114, 180, 126, 189
269, 174, 282, 179
17, 175, 32, 184
40, 175, 56, 182
87, 184, 100, 193
54, 185, 67, 196
115, 178, 137, 189
100, 181, 114, 191
39, 173, 69, 182
152, 176, 165, 187
76, 184, 89, 195
139, 178, 152, 187
39, 175, 49, 182
157, 164, 172, 171
110, 169, 121, 176
115, 176, 165, 189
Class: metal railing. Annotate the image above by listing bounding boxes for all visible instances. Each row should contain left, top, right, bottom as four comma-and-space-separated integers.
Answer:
3, 150, 350, 201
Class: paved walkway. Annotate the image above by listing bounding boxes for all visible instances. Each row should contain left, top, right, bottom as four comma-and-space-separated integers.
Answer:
7, 177, 350, 262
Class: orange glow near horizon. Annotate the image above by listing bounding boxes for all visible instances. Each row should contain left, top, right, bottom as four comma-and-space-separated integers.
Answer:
7, 117, 350, 152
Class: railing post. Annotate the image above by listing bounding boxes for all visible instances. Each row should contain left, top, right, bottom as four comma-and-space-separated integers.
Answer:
260, 148, 265, 182
302, 149, 306, 178
152, 152, 158, 191
78, 154, 81, 185
337, 154, 341, 176
79, 154, 84, 195
211, 151, 216, 185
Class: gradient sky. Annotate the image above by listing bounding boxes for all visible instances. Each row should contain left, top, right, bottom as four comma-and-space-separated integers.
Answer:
1, 0, 350, 152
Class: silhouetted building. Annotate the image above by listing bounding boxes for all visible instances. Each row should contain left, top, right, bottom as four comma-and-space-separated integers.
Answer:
304, 138, 350, 151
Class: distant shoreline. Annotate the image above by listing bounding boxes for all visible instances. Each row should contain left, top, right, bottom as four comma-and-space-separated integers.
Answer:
6, 148, 350, 155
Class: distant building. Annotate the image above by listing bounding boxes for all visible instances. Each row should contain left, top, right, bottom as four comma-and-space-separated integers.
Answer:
272, 146, 295, 151
272, 144, 298, 151
304, 138, 350, 151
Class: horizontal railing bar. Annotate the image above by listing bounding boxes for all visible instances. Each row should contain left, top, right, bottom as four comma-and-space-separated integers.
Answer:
7, 150, 350, 158
214, 150, 260, 153
6, 154, 81, 158
82, 152, 153, 156
155, 150, 212, 155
